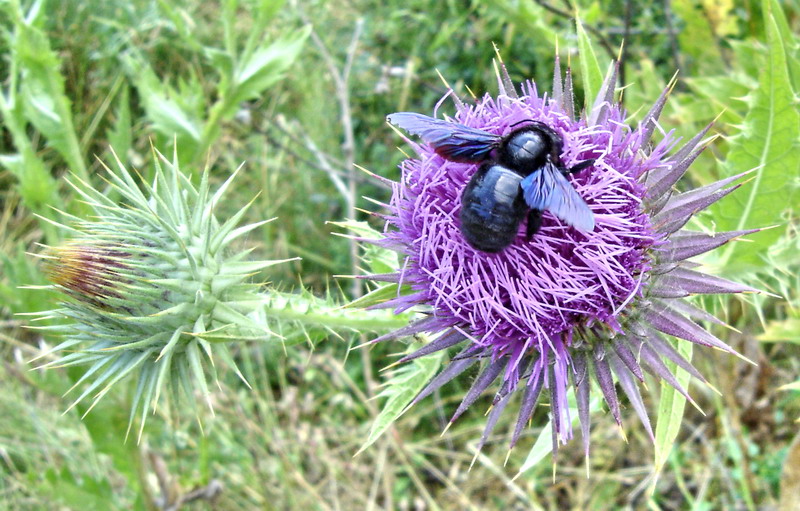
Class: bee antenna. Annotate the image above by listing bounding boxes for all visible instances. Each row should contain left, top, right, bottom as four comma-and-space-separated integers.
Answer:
508, 118, 536, 128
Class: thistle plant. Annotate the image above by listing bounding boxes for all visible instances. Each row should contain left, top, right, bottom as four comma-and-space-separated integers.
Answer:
30, 149, 406, 439
360, 59, 759, 463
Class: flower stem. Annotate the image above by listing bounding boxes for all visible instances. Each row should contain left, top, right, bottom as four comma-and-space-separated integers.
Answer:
261, 291, 412, 333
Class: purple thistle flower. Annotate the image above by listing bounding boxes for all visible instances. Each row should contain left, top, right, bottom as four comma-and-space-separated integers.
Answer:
363, 59, 759, 461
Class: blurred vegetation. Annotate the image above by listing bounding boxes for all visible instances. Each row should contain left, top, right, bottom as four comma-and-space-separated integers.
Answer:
1, 0, 799, 509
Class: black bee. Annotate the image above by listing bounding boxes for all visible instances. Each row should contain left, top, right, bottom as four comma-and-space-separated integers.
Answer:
387, 112, 595, 253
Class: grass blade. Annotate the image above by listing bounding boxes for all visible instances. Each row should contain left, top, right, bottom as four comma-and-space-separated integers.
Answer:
653, 338, 692, 476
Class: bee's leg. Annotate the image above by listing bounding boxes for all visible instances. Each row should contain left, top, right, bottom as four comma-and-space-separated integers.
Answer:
526, 209, 543, 239
565, 158, 595, 176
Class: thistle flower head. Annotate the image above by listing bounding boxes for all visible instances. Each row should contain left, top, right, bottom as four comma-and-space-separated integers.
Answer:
366, 60, 758, 460
33, 150, 289, 439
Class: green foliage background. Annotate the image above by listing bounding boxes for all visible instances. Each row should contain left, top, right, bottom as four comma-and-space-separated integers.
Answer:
1, 0, 799, 509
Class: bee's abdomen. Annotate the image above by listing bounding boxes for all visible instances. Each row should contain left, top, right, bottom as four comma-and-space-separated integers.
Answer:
459, 164, 527, 252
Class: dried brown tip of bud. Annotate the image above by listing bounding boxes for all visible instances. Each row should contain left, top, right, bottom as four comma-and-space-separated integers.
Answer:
44, 244, 131, 306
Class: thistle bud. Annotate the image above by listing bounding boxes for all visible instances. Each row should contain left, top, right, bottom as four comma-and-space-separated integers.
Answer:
31, 150, 406, 439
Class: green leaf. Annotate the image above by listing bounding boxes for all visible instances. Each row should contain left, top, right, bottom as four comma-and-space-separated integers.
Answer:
357, 337, 444, 454
14, 11, 89, 183
767, 0, 800, 90
653, 338, 692, 475
576, 18, 603, 110
227, 25, 310, 112
346, 283, 403, 309
0, 3, 68, 232
758, 318, 800, 343
684, 75, 753, 125
200, 25, 310, 158
106, 85, 132, 168
516, 394, 597, 477
714, 0, 800, 271
671, 0, 726, 75
253, 0, 287, 26
517, 420, 556, 477
0, 148, 57, 212
123, 55, 202, 159
155, 0, 202, 51
0, 243, 59, 313
204, 47, 235, 82
491, 1, 560, 56
330, 219, 400, 274
779, 381, 800, 391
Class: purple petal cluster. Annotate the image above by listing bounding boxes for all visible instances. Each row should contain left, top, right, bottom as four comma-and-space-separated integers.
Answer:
366, 60, 757, 459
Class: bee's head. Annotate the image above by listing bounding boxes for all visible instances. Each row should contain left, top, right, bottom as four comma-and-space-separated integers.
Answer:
500, 122, 563, 172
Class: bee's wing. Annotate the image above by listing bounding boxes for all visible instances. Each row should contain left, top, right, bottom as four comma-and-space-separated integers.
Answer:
387, 112, 499, 162
520, 163, 595, 232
